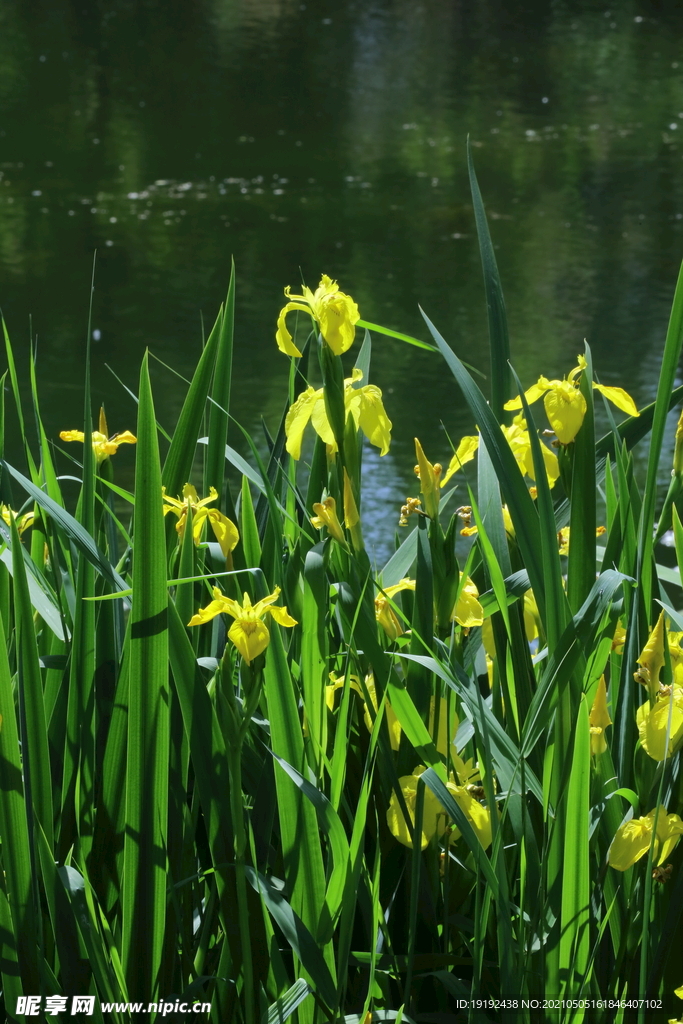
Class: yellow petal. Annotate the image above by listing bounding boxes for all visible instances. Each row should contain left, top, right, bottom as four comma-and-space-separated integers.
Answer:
60, 430, 86, 442
343, 468, 360, 529
310, 392, 337, 448
187, 599, 229, 627
543, 382, 587, 444
206, 509, 240, 556
285, 386, 323, 460
111, 430, 137, 447
268, 603, 298, 627
428, 695, 459, 758
609, 814, 654, 871
441, 435, 479, 487
228, 618, 270, 664
452, 578, 484, 628
347, 385, 392, 455
316, 288, 359, 355
636, 611, 666, 696
589, 676, 612, 756
593, 383, 639, 418
275, 301, 309, 357
387, 770, 450, 850
503, 377, 553, 411
636, 687, 683, 761
449, 785, 492, 850
659, 812, 683, 863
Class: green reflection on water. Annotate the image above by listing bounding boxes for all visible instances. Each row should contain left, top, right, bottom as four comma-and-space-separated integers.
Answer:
2, 0, 683, 562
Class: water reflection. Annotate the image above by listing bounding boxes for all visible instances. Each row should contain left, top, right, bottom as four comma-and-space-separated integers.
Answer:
2, 0, 683, 561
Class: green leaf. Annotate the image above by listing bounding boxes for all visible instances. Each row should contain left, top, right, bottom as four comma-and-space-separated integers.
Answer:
122, 353, 170, 1002
467, 138, 510, 418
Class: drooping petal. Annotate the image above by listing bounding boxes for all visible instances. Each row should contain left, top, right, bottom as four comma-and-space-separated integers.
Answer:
659, 812, 683, 863
309, 393, 337, 448
449, 786, 492, 850
387, 769, 450, 850
285, 386, 323, 459
593, 383, 639, 418
275, 301, 310, 357
228, 618, 270, 664
608, 814, 655, 871
636, 687, 683, 761
441, 435, 479, 487
347, 386, 392, 455
205, 509, 240, 556
60, 429, 86, 443
543, 382, 587, 444
452, 578, 484, 628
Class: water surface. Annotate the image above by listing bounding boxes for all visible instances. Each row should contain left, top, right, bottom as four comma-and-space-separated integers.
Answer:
2, 0, 683, 561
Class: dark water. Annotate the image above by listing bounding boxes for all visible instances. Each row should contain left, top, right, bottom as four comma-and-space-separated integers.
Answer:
2, 0, 683, 562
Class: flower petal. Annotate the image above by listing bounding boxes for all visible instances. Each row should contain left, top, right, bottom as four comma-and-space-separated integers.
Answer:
275, 301, 310, 357
187, 599, 229, 627
503, 378, 553, 411
543, 382, 587, 444
348, 385, 392, 455
285, 386, 323, 460
441, 435, 479, 487
592, 383, 639, 418
206, 509, 240, 556
228, 618, 270, 663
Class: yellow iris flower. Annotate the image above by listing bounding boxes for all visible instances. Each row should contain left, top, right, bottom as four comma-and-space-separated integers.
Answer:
504, 355, 639, 445
60, 428, 137, 464
188, 585, 296, 664
276, 274, 360, 357
162, 484, 239, 558
375, 578, 416, 640
589, 676, 612, 756
636, 685, 683, 761
557, 525, 606, 557
285, 368, 392, 460
441, 416, 559, 489
1, 505, 35, 536
387, 764, 492, 851
452, 577, 484, 628
608, 806, 683, 871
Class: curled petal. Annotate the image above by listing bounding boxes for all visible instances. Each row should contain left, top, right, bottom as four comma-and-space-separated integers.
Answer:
275, 301, 310, 357
608, 814, 655, 871
316, 290, 359, 355
60, 430, 86, 442
111, 430, 137, 446
452, 578, 484, 628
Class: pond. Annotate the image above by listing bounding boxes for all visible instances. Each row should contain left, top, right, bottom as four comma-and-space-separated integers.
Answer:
2, 0, 683, 562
